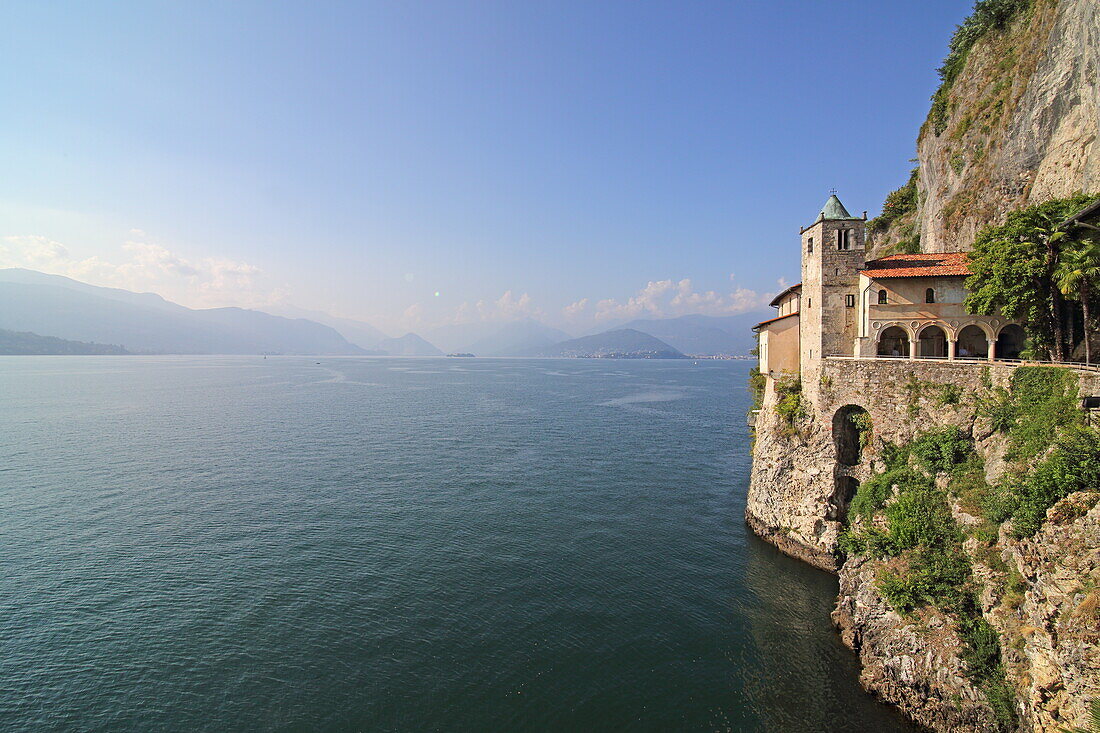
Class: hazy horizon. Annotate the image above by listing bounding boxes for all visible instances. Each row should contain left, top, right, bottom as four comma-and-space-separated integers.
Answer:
3, 1, 970, 333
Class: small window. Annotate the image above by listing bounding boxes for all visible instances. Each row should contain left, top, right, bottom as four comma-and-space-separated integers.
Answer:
807, 237, 814, 253
808, 298, 812, 308
878, 289, 888, 305
845, 294, 855, 307
834, 268, 840, 276
925, 288, 935, 304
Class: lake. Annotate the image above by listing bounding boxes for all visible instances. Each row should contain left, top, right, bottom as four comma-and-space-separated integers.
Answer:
0, 356, 911, 731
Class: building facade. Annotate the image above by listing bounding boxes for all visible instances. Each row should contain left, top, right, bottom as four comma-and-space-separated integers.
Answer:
754, 194, 1024, 379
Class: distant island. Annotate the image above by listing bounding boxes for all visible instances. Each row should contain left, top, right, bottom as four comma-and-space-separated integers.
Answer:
537, 328, 686, 359
446, 353, 475, 358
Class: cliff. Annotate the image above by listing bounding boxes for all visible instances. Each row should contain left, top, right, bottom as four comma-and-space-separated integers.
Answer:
748, 360, 1100, 731
869, 0, 1100, 257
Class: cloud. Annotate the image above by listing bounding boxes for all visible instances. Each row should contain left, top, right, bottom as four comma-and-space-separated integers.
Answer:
0, 232, 270, 308
589, 277, 771, 321
443, 289, 543, 325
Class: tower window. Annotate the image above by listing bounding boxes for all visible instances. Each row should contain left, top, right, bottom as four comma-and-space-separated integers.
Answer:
845, 294, 855, 307
878, 289, 888, 305
925, 288, 935, 303
807, 298, 812, 308
837, 229, 852, 251
834, 268, 840, 276
807, 237, 814, 253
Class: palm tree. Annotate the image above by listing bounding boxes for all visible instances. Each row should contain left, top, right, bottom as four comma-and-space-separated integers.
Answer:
1057, 235, 1100, 366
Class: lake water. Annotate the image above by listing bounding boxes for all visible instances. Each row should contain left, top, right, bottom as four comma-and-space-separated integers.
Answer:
0, 357, 912, 731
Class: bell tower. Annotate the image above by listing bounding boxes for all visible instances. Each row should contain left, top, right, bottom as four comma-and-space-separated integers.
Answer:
799, 193, 867, 383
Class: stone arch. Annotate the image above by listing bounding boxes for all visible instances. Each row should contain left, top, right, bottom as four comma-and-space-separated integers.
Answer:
956, 324, 989, 359
917, 323, 948, 358
828, 476, 861, 522
833, 404, 871, 466
877, 325, 910, 357
996, 324, 1026, 359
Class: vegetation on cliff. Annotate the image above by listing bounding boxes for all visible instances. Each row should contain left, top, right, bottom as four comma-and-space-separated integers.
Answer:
965, 193, 1100, 362
840, 429, 1017, 730
929, 0, 1033, 136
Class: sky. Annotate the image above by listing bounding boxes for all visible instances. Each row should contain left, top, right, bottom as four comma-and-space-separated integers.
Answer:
2, 1, 974, 336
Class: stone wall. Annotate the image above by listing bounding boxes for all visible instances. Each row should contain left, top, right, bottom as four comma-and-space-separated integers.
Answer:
748, 359, 1017, 570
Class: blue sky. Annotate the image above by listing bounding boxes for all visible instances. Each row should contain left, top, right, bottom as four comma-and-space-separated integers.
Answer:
2, 1, 971, 334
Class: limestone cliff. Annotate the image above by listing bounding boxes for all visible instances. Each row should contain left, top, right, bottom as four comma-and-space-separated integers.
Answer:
869, 0, 1100, 257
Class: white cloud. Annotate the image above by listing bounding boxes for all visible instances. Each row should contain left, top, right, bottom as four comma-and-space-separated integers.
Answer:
0, 232, 270, 308
590, 277, 771, 321
442, 289, 543, 326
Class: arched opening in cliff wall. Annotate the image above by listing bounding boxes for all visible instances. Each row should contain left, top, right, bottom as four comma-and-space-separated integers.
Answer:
833, 405, 870, 466
828, 475, 860, 522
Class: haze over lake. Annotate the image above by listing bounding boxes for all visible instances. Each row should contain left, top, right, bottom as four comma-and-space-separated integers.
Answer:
1, 357, 911, 731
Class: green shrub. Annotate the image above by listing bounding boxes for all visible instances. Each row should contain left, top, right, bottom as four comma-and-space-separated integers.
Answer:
937, 383, 963, 406
1006, 366, 1080, 460
884, 486, 961, 552
977, 386, 1016, 434
774, 375, 804, 435
1008, 425, 1100, 536
869, 168, 920, 233
878, 546, 972, 612
911, 427, 973, 474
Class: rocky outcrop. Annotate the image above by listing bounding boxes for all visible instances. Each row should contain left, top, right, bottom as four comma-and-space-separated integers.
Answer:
870, 0, 1100, 256
998, 492, 1100, 731
833, 556, 999, 732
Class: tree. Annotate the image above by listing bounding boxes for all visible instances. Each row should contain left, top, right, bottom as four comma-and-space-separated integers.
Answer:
966, 194, 1098, 361
1057, 235, 1100, 365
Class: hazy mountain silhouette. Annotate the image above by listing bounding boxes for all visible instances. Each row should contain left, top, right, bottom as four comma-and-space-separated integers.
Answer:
0, 269, 366, 355
261, 304, 390, 351
0, 328, 129, 355
614, 313, 767, 355
539, 328, 685, 358
375, 333, 443, 356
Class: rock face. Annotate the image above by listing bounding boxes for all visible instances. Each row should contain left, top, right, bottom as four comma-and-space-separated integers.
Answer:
747, 360, 1100, 731
871, 0, 1100, 256
1001, 492, 1100, 731
832, 556, 999, 732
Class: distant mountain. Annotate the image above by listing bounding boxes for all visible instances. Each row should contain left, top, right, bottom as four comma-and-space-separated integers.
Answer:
539, 328, 686, 359
616, 312, 769, 356
0, 268, 188, 313
465, 319, 571, 356
261, 304, 390, 350
0, 269, 367, 355
0, 328, 129, 355
375, 333, 443, 356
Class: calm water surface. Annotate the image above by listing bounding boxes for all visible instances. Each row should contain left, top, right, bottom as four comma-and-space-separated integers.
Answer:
0, 357, 912, 731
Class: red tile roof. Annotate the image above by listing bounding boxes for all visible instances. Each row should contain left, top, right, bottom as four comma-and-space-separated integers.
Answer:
861, 252, 970, 279
752, 311, 799, 330
768, 282, 802, 307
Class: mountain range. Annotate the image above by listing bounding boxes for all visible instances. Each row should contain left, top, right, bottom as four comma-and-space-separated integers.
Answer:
0, 268, 767, 357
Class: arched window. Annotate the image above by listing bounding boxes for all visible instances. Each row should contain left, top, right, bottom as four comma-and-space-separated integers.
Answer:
878, 289, 887, 305
925, 288, 935, 304
807, 237, 814, 253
